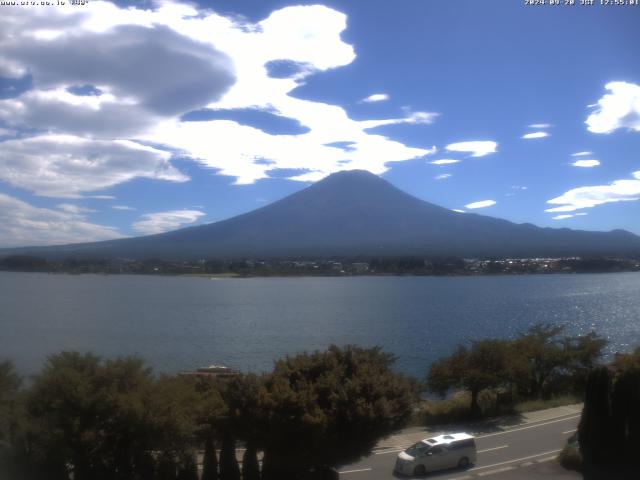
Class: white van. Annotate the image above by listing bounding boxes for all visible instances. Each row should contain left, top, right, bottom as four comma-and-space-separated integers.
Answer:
394, 433, 477, 476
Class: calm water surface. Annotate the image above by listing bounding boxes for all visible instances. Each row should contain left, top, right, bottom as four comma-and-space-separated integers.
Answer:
1, 272, 639, 378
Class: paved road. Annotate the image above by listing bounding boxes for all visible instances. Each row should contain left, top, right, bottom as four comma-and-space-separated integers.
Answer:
339, 406, 582, 480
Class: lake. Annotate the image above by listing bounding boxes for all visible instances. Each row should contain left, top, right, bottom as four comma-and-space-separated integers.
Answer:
1, 272, 639, 378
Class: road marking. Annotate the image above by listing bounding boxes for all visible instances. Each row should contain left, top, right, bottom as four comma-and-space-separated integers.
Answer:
536, 455, 558, 463
562, 429, 577, 434
478, 444, 508, 453
374, 448, 404, 455
338, 468, 372, 474
374, 443, 510, 457
477, 466, 515, 476
477, 415, 580, 439
468, 449, 562, 472
370, 414, 579, 457
371, 411, 580, 454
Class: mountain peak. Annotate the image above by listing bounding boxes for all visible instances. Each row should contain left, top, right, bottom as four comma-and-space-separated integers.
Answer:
322, 169, 380, 180
314, 169, 386, 187
4, 170, 640, 259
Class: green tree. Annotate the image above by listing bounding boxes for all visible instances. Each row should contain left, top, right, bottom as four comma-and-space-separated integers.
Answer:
562, 331, 607, 393
578, 348, 640, 475
261, 345, 415, 480
177, 451, 199, 480
0, 360, 24, 480
201, 435, 219, 480
20, 352, 202, 480
427, 340, 509, 417
578, 366, 613, 465
189, 376, 228, 480
611, 348, 640, 466
219, 374, 267, 480
0, 360, 21, 444
156, 451, 178, 480
241, 443, 260, 480
219, 431, 241, 480
512, 324, 567, 398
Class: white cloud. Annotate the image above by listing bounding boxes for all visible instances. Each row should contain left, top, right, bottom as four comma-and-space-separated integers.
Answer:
56, 203, 96, 215
133, 209, 206, 235
571, 159, 600, 168
0, 193, 122, 247
0, 127, 17, 137
402, 111, 439, 124
445, 141, 497, 157
452, 209, 465, 213
529, 123, 552, 129
0, 134, 188, 197
430, 159, 460, 165
435, 173, 451, 180
465, 200, 496, 209
552, 214, 574, 220
112, 205, 135, 211
0, 1, 439, 188
522, 131, 549, 139
90, 195, 116, 200
360, 93, 389, 103
572, 151, 593, 157
545, 171, 640, 213
586, 81, 640, 134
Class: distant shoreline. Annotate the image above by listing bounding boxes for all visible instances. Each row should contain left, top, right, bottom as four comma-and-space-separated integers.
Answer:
1, 269, 639, 279
1, 253, 639, 277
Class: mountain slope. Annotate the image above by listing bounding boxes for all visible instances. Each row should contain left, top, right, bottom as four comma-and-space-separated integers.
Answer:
3, 170, 640, 259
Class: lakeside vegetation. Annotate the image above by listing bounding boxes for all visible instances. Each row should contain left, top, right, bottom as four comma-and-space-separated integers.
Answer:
1, 254, 639, 277
0, 346, 416, 480
1, 326, 637, 480
426, 324, 606, 419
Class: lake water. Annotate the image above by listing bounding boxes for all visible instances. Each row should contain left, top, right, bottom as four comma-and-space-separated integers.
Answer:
1, 272, 639, 378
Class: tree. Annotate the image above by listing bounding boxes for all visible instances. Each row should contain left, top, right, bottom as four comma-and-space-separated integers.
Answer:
611, 348, 640, 466
0, 360, 24, 480
427, 340, 509, 417
177, 451, 199, 480
513, 324, 567, 398
219, 374, 267, 480
241, 443, 260, 480
20, 352, 202, 480
0, 360, 21, 444
156, 451, 178, 480
201, 435, 219, 480
261, 345, 416, 480
189, 376, 228, 480
219, 431, 241, 480
578, 366, 613, 465
577, 347, 640, 479
562, 331, 607, 393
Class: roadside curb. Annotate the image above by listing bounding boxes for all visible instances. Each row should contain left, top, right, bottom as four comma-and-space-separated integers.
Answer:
371, 404, 582, 454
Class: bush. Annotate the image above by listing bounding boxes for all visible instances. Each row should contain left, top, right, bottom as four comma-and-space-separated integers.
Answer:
513, 395, 581, 414
558, 443, 583, 472
421, 391, 498, 425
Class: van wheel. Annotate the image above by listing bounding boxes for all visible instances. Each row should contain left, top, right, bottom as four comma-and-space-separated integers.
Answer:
413, 464, 426, 476
458, 457, 470, 468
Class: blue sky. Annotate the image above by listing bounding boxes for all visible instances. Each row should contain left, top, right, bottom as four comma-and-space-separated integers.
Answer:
0, 0, 639, 247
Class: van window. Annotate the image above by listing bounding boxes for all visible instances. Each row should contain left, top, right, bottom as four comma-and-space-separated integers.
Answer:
404, 442, 430, 457
450, 439, 475, 450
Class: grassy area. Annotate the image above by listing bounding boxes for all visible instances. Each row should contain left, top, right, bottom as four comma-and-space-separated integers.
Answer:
413, 391, 582, 426
513, 394, 581, 414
